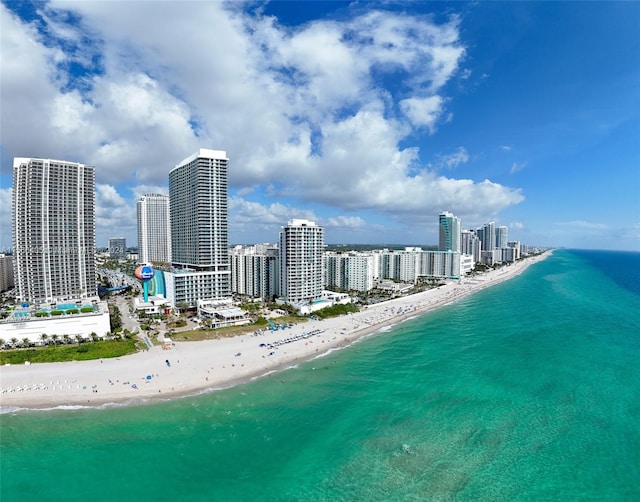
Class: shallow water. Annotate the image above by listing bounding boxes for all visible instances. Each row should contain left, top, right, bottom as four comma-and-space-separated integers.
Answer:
2, 249, 639, 501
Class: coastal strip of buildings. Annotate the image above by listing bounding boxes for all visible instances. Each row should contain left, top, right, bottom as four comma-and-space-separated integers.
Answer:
1, 150, 538, 343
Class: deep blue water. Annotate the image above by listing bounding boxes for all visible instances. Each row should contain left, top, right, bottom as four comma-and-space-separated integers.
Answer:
570, 248, 640, 295
1, 249, 639, 501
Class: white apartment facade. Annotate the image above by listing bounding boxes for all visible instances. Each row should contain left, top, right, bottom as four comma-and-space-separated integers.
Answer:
324, 252, 375, 292
12, 157, 97, 303
496, 225, 508, 249
137, 193, 172, 264
279, 219, 324, 305
168, 149, 231, 304
230, 244, 279, 300
461, 230, 482, 264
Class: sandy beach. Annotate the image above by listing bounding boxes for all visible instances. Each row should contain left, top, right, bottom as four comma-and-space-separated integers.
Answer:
0, 252, 551, 411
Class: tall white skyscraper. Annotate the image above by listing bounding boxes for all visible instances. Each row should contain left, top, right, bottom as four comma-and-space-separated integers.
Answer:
438, 211, 461, 252
279, 219, 324, 304
479, 221, 496, 252
137, 193, 171, 264
496, 225, 508, 249
168, 149, 230, 303
12, 157, 97, 303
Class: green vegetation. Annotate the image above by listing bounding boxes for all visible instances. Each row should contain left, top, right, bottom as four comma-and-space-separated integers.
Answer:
254, 316, 269, 326
108, 303, 122, 329
240, 302, 263, 313
166, 318, 187, 329
313, 303, 359, 319
0, 339, 138, 365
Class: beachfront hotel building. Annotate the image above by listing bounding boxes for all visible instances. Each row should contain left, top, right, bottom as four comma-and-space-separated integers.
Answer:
279, 219, 324, 305
167, 149, 231, 307
439, 211, 461, 253
230, 244, 279, 300
324, 252, 375, 292
477, 221, 496, 256
417, 251, 462, 280
461, 230, 482, 264
137, 193, 171, 264
12, 157, 97, 303
496, 225, 508, 249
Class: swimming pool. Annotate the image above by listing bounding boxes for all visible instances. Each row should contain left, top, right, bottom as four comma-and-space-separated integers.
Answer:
57, 303, 80, 310
36, 304, 94, 314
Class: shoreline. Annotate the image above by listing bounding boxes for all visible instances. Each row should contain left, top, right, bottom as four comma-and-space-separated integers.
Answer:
0, 251, 552, 412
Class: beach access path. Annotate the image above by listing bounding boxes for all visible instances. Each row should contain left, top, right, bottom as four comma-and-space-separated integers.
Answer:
0, 251, 551, 411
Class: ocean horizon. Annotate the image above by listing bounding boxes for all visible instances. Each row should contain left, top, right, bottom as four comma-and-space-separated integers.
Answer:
1, 249, 639, 501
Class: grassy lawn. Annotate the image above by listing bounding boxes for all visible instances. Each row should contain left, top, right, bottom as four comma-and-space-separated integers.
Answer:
0, 339, 139, 365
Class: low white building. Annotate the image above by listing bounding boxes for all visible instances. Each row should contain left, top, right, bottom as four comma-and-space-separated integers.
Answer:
460, 254, 475, 276
197, 299, 251, 329
322, 291, 351, 305
278, 290, 352, 315
134, 295, 170, 316
0, 299, 111, 344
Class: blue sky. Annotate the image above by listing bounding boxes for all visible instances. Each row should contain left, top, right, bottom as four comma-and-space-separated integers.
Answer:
1, 1, 638, 251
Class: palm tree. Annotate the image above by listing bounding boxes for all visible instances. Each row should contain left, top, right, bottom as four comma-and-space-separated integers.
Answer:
10, 337, 18, 348
51, 334, 59, 345
40, 333, 49, 345
75, 334, 84, 344
0, 338, 5, 348
63, 334, 71, 344
22, 337, 31, 348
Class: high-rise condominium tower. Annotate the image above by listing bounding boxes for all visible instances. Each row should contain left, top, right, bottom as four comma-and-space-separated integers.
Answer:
12, 157, 96, 303
495, 225, 508, 249
479, 221, 496, 252
169, 149, 230, 300
438, 211, 461, 253
137, 193, 171, 264
279, 219, 324, 304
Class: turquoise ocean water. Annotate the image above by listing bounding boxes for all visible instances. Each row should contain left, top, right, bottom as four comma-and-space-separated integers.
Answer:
1, 249, 639, 501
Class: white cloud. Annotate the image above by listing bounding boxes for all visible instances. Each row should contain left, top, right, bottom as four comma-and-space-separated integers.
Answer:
510, 161, 527, 174
324, 216, 366, 229
622, 223, 640, 245
95, 184, 136, 244
229, 196, 317, 231
400, 96, 445, 131
437, 147, 469, 170
1, 3, 525, 245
